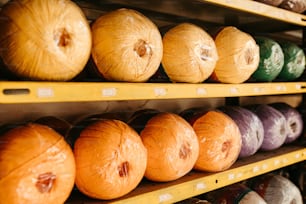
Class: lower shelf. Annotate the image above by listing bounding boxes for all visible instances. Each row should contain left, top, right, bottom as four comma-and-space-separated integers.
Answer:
66, 145, 306, 204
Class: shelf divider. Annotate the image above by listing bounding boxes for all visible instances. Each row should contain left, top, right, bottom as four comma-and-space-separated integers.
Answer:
1, 82, 306, 104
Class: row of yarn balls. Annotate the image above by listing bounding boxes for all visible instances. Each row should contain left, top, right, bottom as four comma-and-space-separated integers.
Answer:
0, 101, 302, 203
254, 0, 306, 13
0, 0, 305, 83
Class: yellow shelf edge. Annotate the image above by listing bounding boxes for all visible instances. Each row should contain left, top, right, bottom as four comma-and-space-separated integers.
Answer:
1, 82, 306, 103
199, 0, 306, 26
67, 146, 306, 204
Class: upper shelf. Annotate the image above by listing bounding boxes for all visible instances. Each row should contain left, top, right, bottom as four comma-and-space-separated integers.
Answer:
1, 82, 306, 104
78, 0, 306, 33
199, 0, 306, 27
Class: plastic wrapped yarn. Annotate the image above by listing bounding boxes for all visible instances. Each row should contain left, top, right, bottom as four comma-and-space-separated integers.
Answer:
162, 23, 218, 83
91, 8, 163, 82
251, 37, 284, 82
218, 106, 264, 158
277, 42, 305, 81
270, 102, 303, 144
279, 163, 306, 202
204, 183, 267, 204
140, 112, 199, 182
74, 119, 147, 200
0, 0, 92, 81
280, 0, 306, 13
248, 174, 303, 204
211, 26, 259, 84
0, 123, 76, 204
181, 109, 242, 172
246, 104, 288, 151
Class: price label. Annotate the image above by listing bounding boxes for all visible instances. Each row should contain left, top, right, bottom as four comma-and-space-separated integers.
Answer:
102, 88, 117, 97
253, 87, 264, 93
195, 182, 206, 190
197, 88, 207, 95
295, 84, 302, 90
37, 88, 54, 98
274, 159, 280, 166
253, 166, 259, 173
159, 193, 173, 203
276, 85, 286, 91
282, 158, 288, 164
295, 153, 301, 159
262, 164, 268, 170
154, 88, 167, 96
230, 87, 239, 94
228, 173, 235, 180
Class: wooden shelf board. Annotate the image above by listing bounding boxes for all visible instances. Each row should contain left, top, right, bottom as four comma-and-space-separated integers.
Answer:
200, 0, 306, 27
66, 145, 306, 204
1, 82, 306, 104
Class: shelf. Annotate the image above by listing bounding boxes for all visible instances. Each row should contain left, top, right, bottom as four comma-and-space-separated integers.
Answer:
66, 145, 306, 204
0, 1, 305, 203
200, 0, 306, 27
82, 0, 306, 33
1, 82, 306, 104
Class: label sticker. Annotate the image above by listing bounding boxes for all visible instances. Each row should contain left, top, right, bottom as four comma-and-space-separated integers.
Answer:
295, 153, 301, 159
274, 160, 280, 166
197, 88, 207, 95
296, 84, 302, 90
230, 87, 239, 94
196, 182, 206, 190
282, 158, 288, 164
102, 88, 117, 97
159, 193, 173, 203
253, 166, 259, 173
276, 85, 286, 91
154, 88, 167, 96
228, 173, 235, 180
253, 87, 264, 93
37, 88, 54, 98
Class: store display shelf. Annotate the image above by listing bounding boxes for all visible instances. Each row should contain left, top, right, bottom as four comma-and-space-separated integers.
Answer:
200, 0, 306, 26
0, 0, 305, 203
1, 81, 306, 104
66, 145, 306, 204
